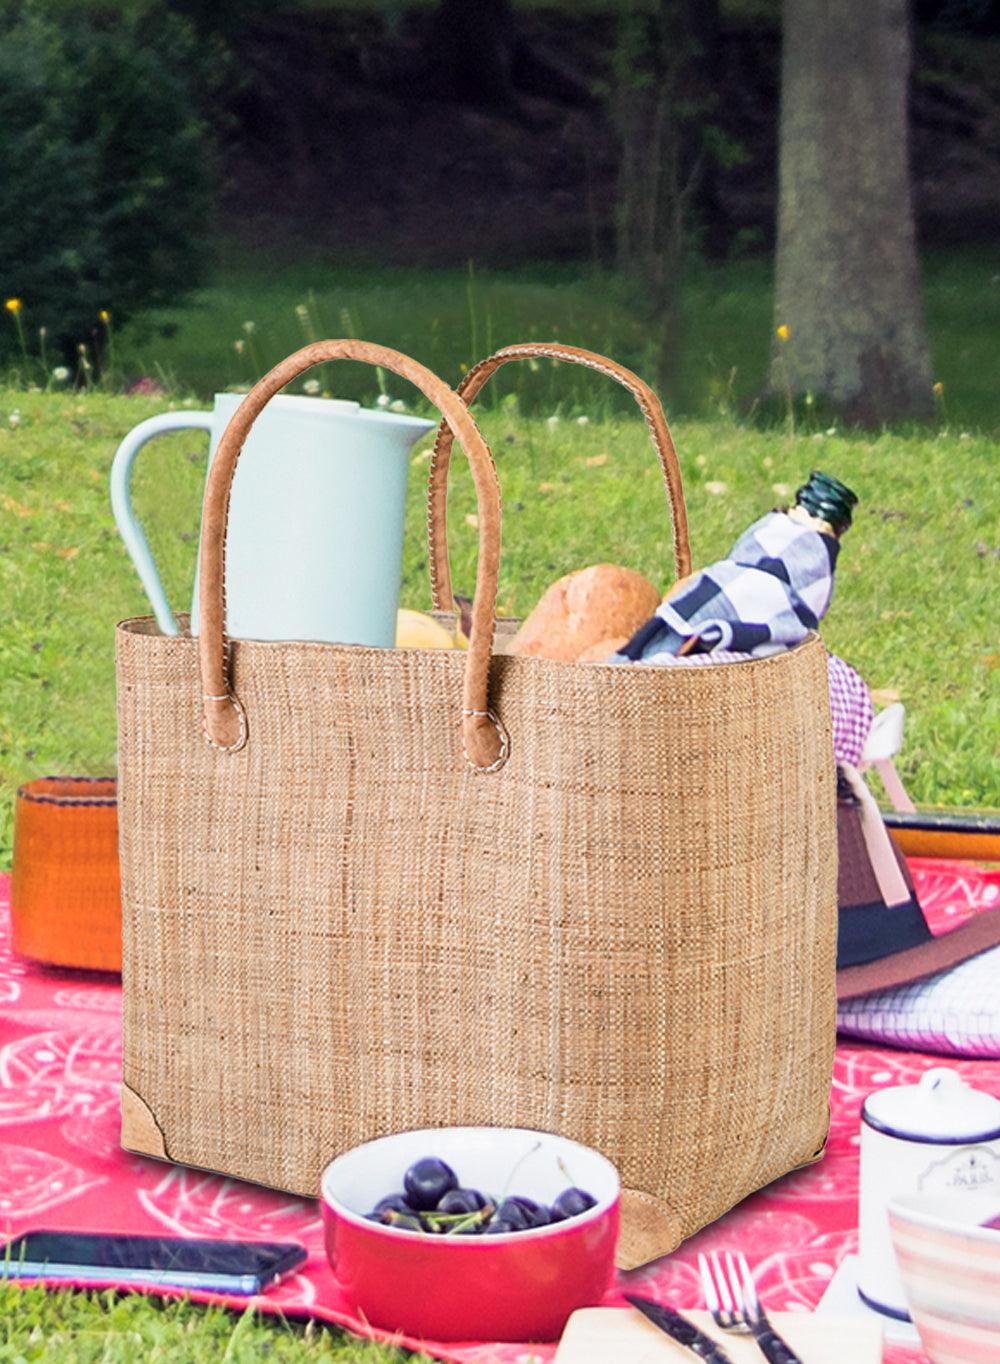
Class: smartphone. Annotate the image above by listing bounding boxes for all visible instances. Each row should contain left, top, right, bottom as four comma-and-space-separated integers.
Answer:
1, 1230, 308, 1295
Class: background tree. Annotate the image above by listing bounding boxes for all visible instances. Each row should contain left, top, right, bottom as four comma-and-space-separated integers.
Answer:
0, 2, 212, 373
417, 0, 596, 124
612, 0, 725, 398
770, 0, 933, 423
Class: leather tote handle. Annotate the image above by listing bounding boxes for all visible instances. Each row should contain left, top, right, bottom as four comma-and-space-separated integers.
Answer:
197, 340, 508, 772
426, 342, 692, 612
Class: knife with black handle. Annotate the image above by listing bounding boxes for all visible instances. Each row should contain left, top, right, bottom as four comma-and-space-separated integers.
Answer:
747, 1315, 803, 1364
624, 1294, 736, 1364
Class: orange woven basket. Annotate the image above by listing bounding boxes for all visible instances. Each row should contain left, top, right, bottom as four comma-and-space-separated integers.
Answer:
11, 776, 121, 973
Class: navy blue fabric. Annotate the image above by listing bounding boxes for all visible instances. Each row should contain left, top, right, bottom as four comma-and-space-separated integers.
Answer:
837, 892, 932, 969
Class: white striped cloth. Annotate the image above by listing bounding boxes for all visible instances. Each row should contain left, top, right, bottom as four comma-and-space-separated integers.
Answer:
838, 944, 1000, 1058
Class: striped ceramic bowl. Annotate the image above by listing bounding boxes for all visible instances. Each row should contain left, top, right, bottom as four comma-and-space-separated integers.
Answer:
888, 1191, 1000, 1364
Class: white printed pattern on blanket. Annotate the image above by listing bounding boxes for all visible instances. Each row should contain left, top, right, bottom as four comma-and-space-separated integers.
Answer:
0, 1142, 108, 1219
137, 1165, 321, 1244
5, 873, 998, 1364
0, 1028, 121, 1126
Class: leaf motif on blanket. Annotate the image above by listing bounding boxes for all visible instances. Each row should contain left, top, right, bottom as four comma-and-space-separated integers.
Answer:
0, 1027, 121, 1125
0, 1142, 107, 1219
136, 1165, 323, 1246
53, 987, 122, 1014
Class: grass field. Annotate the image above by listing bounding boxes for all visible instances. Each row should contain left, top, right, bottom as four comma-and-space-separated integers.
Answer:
1, 242, 998, 1358
2, 367, 998, 868
110, 247, 1000, 434
0, 1283, 433, 1362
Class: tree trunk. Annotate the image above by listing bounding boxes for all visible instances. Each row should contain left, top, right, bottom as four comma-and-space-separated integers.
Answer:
613, 0, 719, 398
770, 0, 933, 424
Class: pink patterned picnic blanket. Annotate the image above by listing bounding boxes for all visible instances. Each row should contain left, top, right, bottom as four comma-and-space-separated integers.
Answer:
3, 863, 1000, 1364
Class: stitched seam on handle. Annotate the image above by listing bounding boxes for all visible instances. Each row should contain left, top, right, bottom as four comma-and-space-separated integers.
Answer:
427, 378, 503, 613
461, 708, 508, 773
201, 695, 245, 753
452, 345, 687, 581
217, 429, 237, 723
428, 355, 502, 609
426, 431, 446, 608
490, 344, 686, 572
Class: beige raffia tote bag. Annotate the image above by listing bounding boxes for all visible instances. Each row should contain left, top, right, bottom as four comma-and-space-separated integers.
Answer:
117, 340, 837, 1270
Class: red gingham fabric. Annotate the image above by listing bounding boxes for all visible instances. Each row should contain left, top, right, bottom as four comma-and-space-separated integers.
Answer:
828, 652, 875, 767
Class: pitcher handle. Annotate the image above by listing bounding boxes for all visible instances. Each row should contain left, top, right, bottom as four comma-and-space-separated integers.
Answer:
110, 410, 215, 635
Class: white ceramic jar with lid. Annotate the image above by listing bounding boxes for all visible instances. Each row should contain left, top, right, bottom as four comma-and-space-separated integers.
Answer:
858, 1067, 1000, 1319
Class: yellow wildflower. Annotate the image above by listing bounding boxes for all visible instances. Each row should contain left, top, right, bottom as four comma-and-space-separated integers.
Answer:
776, 325, 790, 341
100, 309, 111, 324
933, 381, 944, 395
6, 298, 21, 314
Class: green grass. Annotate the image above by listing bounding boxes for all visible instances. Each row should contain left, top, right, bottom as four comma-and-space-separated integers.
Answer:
110, 246, 1000, 435
0, 1283, 433, 1361
2, 377, 998, 867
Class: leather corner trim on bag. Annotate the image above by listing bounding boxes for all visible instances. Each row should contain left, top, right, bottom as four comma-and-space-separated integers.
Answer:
120, 1081, 169, 1162
615, 1187, 682, 1270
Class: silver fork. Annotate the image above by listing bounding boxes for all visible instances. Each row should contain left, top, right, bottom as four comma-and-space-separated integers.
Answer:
698, 1251, 804, 1364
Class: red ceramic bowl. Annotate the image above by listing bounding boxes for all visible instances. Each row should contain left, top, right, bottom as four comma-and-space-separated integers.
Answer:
320, 1126, 620, 1343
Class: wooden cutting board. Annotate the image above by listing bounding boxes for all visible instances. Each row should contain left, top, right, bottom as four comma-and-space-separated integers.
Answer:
554, 1307, 883, 1363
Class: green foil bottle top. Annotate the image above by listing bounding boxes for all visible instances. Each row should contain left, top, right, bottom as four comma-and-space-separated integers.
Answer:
793, 470, 858, 536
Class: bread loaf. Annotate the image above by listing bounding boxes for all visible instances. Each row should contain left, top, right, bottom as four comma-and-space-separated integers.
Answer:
506, 564, 661, 663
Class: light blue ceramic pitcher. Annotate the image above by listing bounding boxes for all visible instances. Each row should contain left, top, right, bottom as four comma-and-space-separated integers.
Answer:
110, 393, 434, 646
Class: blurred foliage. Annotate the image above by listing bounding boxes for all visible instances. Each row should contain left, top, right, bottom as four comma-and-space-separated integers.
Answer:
0, 1, 215, 374
167, 0, 291, 37
915, 0, 1000, 33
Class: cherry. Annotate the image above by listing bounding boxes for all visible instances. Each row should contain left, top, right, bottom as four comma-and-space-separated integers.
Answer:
437, 1187, 488, 1215
550, 1187, 597, 1221
403, 1156, 459, 1211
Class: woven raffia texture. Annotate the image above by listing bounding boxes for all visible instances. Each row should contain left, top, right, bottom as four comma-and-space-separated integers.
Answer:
117, 618, 836, 1243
